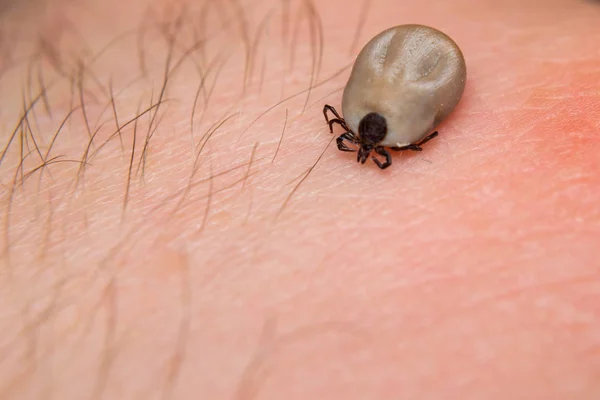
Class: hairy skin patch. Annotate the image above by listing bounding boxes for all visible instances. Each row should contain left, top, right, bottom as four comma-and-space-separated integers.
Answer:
1, 0, 600, 399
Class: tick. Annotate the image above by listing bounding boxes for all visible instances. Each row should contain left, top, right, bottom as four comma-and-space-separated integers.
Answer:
324, 24, 467, 169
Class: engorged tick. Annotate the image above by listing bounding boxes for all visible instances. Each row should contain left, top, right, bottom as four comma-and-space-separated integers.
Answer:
324, 24, 467, 169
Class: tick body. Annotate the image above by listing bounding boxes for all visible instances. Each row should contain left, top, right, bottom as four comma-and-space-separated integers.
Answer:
324, 24, 467, 169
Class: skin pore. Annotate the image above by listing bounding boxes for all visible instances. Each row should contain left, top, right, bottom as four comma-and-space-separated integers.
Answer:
1, 0, 600, 398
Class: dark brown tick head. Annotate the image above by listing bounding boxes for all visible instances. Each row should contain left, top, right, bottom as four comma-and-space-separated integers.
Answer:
357, 112, 387, 164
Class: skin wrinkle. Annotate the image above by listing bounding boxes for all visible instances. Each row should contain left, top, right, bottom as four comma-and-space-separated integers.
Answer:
0, 0, 599, 398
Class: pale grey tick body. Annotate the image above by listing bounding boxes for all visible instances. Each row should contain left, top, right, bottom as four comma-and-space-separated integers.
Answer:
324, 24, 467, 169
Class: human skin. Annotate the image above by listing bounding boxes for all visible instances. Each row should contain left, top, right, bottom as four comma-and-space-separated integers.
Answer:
0, 0, 599, 398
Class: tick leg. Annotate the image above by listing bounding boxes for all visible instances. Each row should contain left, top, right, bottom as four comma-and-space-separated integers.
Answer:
323, 104, 350, 133
390, 131, 439, 152
323, 104, 343, 121
337, 132, 358, 152
328, 118, 350, 133
323, 105, 350, 132
372, 146, 392, 169
415, 131, 439, 146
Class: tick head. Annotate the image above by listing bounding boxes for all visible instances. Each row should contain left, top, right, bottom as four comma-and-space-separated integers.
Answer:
357, 112, 387, 164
